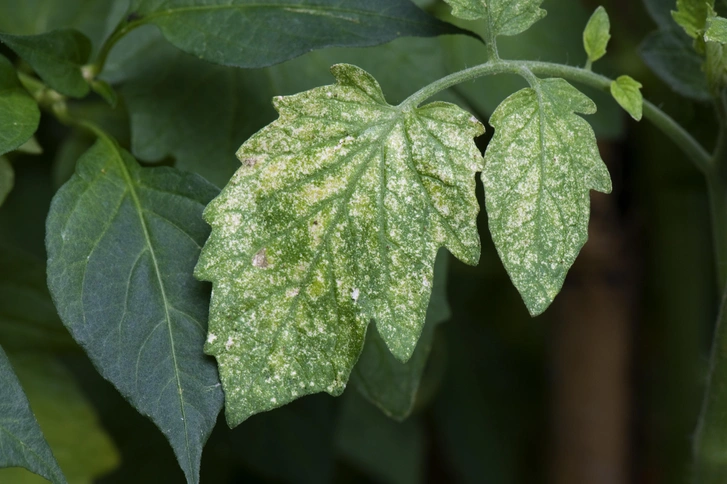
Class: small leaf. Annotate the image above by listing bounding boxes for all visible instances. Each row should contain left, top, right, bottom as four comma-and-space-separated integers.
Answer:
706, 14, 727, 43
583, 6, 611, 63
46, 132, 223, 484
0, 354, 119, 483
195, 63, 484, 426
672, 0, 714, 38
639, 28, 711, 101
0, 29, 91, 98
610, 75, 644, 121
0, 54, 40, 156
0, 246, 75, 353
483, 78, 612, 316
0, 157, 13, 207
0, 344, 66, 484
0, 0, 128, 56
442, 0, 546, 36
129, 0, 469, 68
351, 249, 450, 420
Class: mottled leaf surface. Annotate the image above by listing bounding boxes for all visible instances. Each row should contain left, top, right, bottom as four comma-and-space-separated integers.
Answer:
672, 0, 714, 38
610, 75, 644, 121
442, 0, 545, 36
583, 6, 610, 63
46, 133, 223, 484
351, 249, 449, 420
706, 13, 727, 42
196, 64, 484, 426
0, 354, 119, 484
640, 28, 710, 101
483, 78, 611, 316
0, 345, 65, 484
130, 0, 468, 68
0, 54, 40, 157
0, 29, 91, 98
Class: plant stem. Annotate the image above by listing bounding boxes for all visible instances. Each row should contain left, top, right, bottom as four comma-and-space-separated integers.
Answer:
400, 60, 712, 177
89, 18, 146, 77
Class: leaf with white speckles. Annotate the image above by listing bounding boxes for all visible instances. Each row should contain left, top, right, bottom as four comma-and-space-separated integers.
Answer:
442, 0, 546, 37
483, 78, 612, 316
195, 63, 484, 427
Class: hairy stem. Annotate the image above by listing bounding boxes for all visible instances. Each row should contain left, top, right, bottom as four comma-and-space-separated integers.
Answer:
400, 60, 712, 176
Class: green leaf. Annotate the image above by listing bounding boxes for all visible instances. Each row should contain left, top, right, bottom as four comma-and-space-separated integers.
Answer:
17, 137, 43, 155
0, 354, 119, 484
129, 0, 469, 68
0, 0, 128, 56
442, 0, 546, 36
440, 0, 625, 140
483, 78, 612, 316
672, 0, 714, 38
640, 28, 711, 101
0, 29, 91, 98
335, 391, 425, 484
103, 26, 276, 188
0, 344, 66, 484
610, 75, 644, 121
0, 54, 40, 156
195, 63, 484, 426
45, 132, 223, 484
583, 6, 610, 63
351, 249, 450, 420
0, 246, 75, 353
706, 14, 727, 42
0, 157, 12, 207
90, 79, 117, 107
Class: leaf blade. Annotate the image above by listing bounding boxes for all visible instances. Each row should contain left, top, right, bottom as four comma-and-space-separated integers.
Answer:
0, 29, 91, 98
583, 6, 611, 63
45, 133, 223, 484
195, 64, 484, 426
0, 55, 40, 157
131, 0, 469, 68
483, 78, 611, 316
0, 344, 66, 484
610, 75, 644, 121
442, 0, 546, 37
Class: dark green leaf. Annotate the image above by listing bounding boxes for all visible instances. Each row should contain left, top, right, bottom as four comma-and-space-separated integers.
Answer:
0, 157, 12, 207
90, 79, 117, 107
195, 64, 484, 426
0, 354, 119, 483
104, 26, 276, 188
45, 132, 223, 484
0, 344, 66, 484
643, 0, 677, 29
0, 29, 91, 98
0, 0, 128, 56
351, 249, 450, 420
129, 0, 469, 68
0, 54, 40, 156
0, 246, 76, 353
640, 28, 711, 101
483, 78, 611, 315
336, 391, 425, 484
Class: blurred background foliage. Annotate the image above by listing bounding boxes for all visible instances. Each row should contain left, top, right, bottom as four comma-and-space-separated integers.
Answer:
0, 0, 720, 482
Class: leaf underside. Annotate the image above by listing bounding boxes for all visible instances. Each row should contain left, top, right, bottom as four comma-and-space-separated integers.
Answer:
131, 0, 470, 68
46, 135, 223, 484
351, 248, 450, 420
483, 78, 612, 316
195, 63, 484, 427
0, 345, 66, 484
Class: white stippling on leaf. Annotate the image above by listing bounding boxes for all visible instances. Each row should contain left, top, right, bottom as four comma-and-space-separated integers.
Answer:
443, 0, 546, 36
483, 77, 612, 316
195, 63, 484, 426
